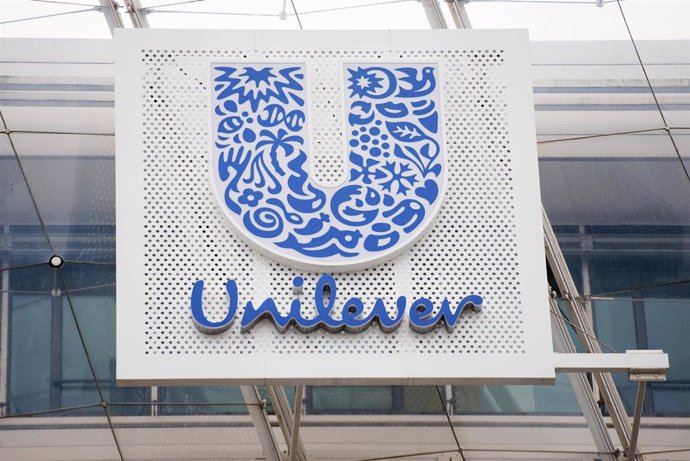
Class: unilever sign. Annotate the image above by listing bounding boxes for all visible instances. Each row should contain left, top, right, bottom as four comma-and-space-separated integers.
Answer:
193, 61, 480, 336
116, 30, 554, 384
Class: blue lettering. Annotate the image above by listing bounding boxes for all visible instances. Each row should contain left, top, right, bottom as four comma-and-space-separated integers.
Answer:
189, 276, 483, 335
359, 297, 406, 333
409, 295, 483, 333
408, 297, 436, 333
190, 280, 238, 334
435, 295, 484, 333
241, 297, 291, 333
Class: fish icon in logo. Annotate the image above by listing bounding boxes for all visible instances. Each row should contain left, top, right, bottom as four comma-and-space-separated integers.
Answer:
211, 63, 446, 271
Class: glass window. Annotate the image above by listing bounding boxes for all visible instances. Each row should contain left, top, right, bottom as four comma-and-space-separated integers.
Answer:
309, 386, 393, 414
158, 386, 248, 415
8, 294, 53, 415
593, 299, 639, 412
454, 373, 581, 415
588, 233, 690, 415
644, 300, 690, 415
402, 386, 443, 414
7, 248, 149, 416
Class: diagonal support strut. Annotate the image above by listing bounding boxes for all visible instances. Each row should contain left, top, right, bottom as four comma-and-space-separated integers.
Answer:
267, 385, 308, 461
544, 207, 644, 460
241, 385, 283, 461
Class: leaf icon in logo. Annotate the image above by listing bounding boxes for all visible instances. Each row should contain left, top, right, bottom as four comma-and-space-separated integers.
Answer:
385, 121, 426, 142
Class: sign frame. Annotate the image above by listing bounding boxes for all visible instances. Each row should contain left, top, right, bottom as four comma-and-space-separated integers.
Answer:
115, 29, 554, 386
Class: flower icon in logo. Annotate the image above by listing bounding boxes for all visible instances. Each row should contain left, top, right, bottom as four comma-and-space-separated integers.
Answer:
238, 188, 263, 207
381, 161, 417, 196
349, 152, 383, 185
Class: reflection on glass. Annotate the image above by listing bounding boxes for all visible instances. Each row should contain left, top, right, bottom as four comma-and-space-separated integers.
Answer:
18, 156, 116, 264
645, 300, 690, 415
307, 386, 444, 414
402, 386, 443, 414
7, 263, 149, 416
593, 299, 638, 413
9, 295, 53, 415
60, 264, 150, 415
158, 386, 248, 415
454, 373, 580, 415
0, 154, 53, 268
309, 386, 393, 414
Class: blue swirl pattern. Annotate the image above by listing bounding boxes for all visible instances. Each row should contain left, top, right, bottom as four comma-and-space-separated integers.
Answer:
212, 63, 443, 265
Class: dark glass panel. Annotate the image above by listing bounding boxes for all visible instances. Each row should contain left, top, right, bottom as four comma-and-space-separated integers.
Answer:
158, 386, 248, 415
592, 299, 638, 413
402, 386, 443, 414
0, 151, 53, 267
454, 373, 580, 415
17, 156, 116, 264
308, 386, 393, 414
59, 263, 150, 415
644, 300, 690, 415
7, 264, 65, 416
8, 294, 53, 415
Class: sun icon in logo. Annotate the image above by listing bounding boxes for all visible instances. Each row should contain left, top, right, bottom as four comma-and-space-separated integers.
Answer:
214, 65, 304, 112
347, 67, 383, 98
240, 67, 276, 89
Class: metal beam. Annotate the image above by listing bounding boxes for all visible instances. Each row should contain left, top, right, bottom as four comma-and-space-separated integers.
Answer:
99, 0, 124, 34
0, 241, 9, 417
267, 385, 308, 461
554, 351, 668, 376
551, 296, 618, 460
446, 0, 472, 29
420, 0, 448, 29
289, 386, 305, 461
124, 0, 149, 28
544, 207, 644, 460
240, 385, 282, 461
626, 382, 646, 461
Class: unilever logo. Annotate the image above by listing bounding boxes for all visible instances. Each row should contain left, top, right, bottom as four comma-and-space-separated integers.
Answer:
210, 63, 445, 271
191, 62, 482, 336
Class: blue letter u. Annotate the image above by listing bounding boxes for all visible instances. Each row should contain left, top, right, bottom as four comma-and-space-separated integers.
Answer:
190, 280, 238, 335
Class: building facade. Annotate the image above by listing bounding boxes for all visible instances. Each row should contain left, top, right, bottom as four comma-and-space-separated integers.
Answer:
0, 2, 689, 460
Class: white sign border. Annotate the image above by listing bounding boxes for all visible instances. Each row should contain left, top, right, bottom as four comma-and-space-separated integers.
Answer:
115, 29, 555, 386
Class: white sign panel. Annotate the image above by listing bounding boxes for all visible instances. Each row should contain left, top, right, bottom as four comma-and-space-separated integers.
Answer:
116, 29, 554, 385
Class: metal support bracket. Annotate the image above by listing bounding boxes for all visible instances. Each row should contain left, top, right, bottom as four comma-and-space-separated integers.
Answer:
421, 0, 448, 29
554, 351, 668, 377
545, 207, 648, 460
553, 348, 667, 461
240, 385, 282, 461
625, 381, 646, 461
267, 385, 308, 461
551, 295, 618, 460
446, 0, 472, 29
98, 0, 124, 33
124, 0, 150, 28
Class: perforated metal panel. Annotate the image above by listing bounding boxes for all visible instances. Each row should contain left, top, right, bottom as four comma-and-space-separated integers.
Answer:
116, 30, 553, 385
